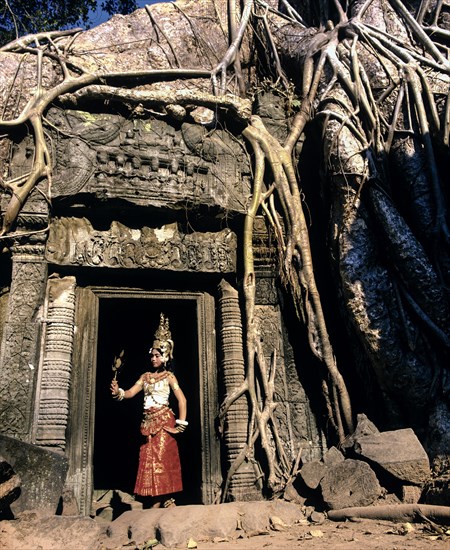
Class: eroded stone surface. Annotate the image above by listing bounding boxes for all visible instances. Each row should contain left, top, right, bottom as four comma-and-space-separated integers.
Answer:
320, 459, 382, 510
0, 435, 68, 515
353, 428, 431, 485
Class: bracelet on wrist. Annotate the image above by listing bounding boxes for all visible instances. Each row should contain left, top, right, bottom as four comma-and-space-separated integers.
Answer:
175, 419, 188, 426
113, 388, 125, 401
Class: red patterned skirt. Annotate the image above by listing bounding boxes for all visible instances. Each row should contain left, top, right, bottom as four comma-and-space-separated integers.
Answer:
134, 406, 183, 497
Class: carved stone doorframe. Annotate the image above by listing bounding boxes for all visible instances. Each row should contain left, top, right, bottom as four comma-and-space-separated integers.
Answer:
66, 287, 220, 515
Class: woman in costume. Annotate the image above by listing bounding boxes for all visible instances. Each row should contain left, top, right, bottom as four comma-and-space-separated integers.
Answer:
110, 313, 187, 508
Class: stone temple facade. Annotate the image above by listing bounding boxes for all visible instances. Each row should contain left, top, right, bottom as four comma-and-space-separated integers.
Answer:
0, 99, 325, 515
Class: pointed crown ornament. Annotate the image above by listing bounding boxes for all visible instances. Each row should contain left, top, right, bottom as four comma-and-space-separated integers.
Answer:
152, 313, 174, 363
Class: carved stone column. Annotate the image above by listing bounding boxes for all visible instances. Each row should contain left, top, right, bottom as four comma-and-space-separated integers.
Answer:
34, 276, 76, 452
0, 243, 47, 441
217, 279, 261, 501
253, 215, 327, 463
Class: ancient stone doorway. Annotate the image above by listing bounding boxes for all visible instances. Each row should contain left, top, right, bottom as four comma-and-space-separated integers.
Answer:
67, 287, 220, 515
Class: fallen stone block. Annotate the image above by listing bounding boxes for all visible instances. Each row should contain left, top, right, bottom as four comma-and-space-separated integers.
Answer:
0, 455, 21, 512
342, 413, 380, 452
320, 459, 382, 510
283, 481, 305, 504
323, 446, 345, 466
0, 435, 68, 515
353, 428, 430, 485
0, 511, 102, 550
401, 485, 422, 504
300, 460, 326, 490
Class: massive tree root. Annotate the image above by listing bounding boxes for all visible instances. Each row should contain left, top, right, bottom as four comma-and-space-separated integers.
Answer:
219, 0, 450, 492
328, 503, 450, 525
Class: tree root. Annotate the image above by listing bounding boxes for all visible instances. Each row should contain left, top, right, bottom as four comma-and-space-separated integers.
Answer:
243, 115, 354, 440
328, 504, 450, 525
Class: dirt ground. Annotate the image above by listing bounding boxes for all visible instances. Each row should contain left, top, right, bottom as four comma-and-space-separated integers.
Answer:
1, 515, 449, 550
195, 518, 450, 550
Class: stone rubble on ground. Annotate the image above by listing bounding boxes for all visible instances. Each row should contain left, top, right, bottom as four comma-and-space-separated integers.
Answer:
320, 459, 382, 509
1, 414, 449, 548
295, 414, 433, 511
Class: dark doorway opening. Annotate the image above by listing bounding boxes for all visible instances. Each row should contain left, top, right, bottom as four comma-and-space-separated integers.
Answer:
93, 297, 201, 505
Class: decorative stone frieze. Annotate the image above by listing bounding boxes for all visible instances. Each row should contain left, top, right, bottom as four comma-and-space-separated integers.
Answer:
45, 218, 237, 272
8, 109, 251, 214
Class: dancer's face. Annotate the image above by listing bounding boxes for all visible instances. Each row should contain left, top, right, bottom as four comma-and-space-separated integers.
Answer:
150, 348, 164, 368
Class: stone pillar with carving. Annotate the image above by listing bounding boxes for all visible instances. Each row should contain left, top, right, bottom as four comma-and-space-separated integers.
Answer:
34, 276, 76, 452
0, 242, 48, 441
253, 215, 327, 464
217, 279, 261, 501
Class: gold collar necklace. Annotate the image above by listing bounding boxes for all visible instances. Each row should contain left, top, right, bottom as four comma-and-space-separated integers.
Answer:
147, 369, 167, 384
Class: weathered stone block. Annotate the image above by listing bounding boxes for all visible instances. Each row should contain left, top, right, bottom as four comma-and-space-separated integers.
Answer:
300, 460, 326, 490
0, 434, 68, 515
353, 428, 430, 485
0, 511, 102, 549
320, 459, 382, 510
0, 455, 21, 511
342, 413, 380, 452
323, 446, 345, 466
400, 484, 422, 504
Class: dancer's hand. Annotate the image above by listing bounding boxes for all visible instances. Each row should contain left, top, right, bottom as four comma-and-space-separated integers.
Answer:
111, 379, 119, 396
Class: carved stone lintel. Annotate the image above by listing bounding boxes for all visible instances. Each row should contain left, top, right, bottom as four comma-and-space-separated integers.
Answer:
9, 109, 251, 213
45, 218, 237, 273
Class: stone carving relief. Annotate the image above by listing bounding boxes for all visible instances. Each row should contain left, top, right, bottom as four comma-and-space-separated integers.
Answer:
254, 304, 326, 462
8, 109, 251, 213
0, 245, 47, 439
283, 338, 327, 462
254, 305, 296, 460
255, 92, 291, 143
254, 305, 282, 358
255, 275, 278, 306
45, 218, 237, 272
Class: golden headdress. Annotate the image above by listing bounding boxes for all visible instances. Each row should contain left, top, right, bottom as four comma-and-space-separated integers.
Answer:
151, 313, 174, 363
